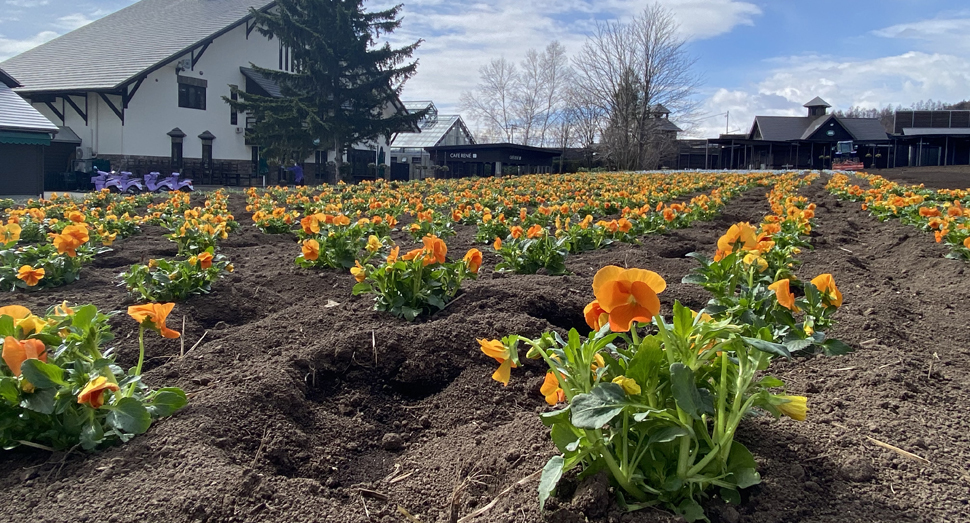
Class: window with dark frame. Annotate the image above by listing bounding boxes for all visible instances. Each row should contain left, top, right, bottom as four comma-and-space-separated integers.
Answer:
230, 87, 238, 125
177, 76, 207, 110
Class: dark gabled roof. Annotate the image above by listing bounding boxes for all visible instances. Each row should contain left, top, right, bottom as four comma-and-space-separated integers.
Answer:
751, 114, 887, 142
804, 97, 831, 108
840, 118, 890, 141
0, 0, 275, 93
651, 103, 671, 114
656, 118, 682, 133
751, 116, 817, 141
240, 67, 283, 98
51, 126, 81, 144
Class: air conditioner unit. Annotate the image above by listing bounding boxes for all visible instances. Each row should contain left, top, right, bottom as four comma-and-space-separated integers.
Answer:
75, 146, 92, 160
235, 127, 244, 134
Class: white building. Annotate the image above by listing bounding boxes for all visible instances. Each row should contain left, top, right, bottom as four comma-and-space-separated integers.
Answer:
0, 0, 408, 186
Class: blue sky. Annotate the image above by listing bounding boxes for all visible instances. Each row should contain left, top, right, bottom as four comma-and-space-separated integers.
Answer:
2, 0, 969, 138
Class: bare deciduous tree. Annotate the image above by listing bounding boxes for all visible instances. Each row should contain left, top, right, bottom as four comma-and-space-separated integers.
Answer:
459, 58, 520, 143
572, 3, 697, 170
461, 41, 573, 146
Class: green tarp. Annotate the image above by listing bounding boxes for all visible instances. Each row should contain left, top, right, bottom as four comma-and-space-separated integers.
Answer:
0, 130, 51, 146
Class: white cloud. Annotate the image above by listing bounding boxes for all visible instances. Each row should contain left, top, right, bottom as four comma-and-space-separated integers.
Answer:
386, 0, 760, 116
4, 0, 48, 7
0, 30, 57, 61
689, 51, 970, 139
871, 16, 970, 54
53, 13, 94, 31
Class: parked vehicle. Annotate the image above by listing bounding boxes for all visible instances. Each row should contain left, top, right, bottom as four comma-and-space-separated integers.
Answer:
143, 172, 174, 192
90, 169, 111, 191
165, 172, 194, 192
108, 171, 145, 193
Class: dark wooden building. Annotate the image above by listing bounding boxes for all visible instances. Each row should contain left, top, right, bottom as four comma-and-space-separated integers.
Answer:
0, 67, 59, 196
695, 97, 891, 170
424, 143, 561, 178
891, 110, 970, 167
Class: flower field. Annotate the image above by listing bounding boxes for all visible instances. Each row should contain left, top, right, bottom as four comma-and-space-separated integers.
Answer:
0, 169, 968, 523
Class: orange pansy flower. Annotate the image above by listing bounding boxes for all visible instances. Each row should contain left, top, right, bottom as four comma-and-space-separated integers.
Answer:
540, 372, 566, 406
2, 336, 47, 377
197, 252, 213, 269
463, 248, 483, 274
127, 303, 180, 338
583, 300, 609, 330
77, 376, 120, 409
768, 279, 799, 312
302, 239, 320, 261
592, 266, 666, 332
479, 338, 517, 386
811, 274, 843, 308
16, 265, 45, 286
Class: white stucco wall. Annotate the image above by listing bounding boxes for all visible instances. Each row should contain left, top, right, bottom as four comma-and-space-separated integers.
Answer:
30, 20, 400, 167
32, 22, 280, 162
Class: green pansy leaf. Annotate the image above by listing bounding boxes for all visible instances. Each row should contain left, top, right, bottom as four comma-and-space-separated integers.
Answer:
647, 426, 689, 446
720, 487, 742, 505
539, 407, 570, 426
73, 304, 98, 330
0, 377, 19, 403
30, 333, 63, 347
823, 339, 854, 356
147, 387, 188, 418
681, 274, 708, 285
538, 455, 564, 511
21, 387, 56, 414
570, 383, 633, 428
0, 314, 14, 337
742, 337, 792, 359
107, 397, 152, 434
80, 418, 105, 450
670, 363, 715, 420
20, 359, 67, 389
677, 498, 707, 523
784, 338, 815, 353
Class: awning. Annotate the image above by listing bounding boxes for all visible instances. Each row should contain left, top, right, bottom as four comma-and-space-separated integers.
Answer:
240, 67, 282, 98
0, 130, 50, 145
52, 126, 81, 144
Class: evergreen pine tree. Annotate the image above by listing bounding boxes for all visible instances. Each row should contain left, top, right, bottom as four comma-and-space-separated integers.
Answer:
227, 0, 426, 181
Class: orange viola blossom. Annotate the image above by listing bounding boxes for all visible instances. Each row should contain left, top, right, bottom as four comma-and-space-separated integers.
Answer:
811, 274, 843, 308
0, 223, 22, 244
768, 279, 799, 312
964, 237, 970, 249
510, 226, 524, 239
463, 248, 483, 274
526, 224, 544, 239
302, 239, 320, 261
386, 245, 400, 264
540, 372, 566, 406
918, 207, 941, 218
77, 376, 120, 409
715, 222, 758, 261
583, 300, 609, 330
403, 235, 447, 266
2, 336, 47, 377
350, 261, 366, 283
197, 251, 213, 269
493, 237, 502, 250
53, 224, 90, 257
127, 303, 180, 339
479, 338, 516, 386
16, 265, 45, 286
617, 218, 633, 233
591, 266, 666, 332
332, 214, 351, 226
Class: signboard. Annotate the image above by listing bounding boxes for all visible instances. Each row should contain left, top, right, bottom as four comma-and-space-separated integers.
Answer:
509, 155, 522, 161
449, 152, 478, 159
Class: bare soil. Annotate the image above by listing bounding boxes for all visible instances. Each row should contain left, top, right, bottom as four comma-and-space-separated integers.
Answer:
1, 171, 968, 523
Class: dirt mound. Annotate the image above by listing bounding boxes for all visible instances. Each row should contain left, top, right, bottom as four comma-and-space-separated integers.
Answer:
1, 175, 968, 523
